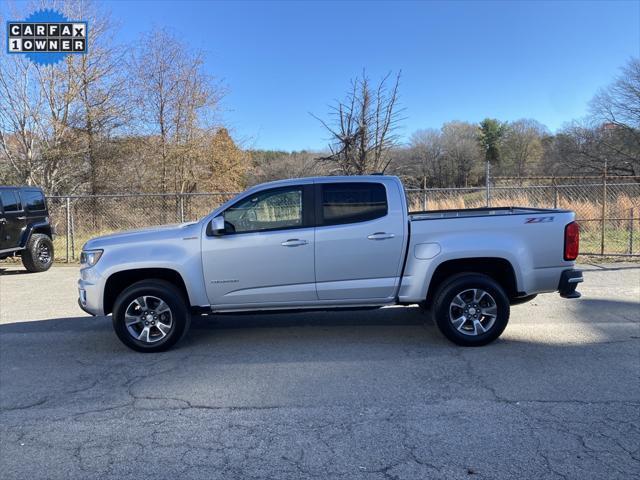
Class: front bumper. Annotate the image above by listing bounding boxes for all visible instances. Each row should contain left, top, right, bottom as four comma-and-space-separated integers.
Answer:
78, 268, 104, 316
78, 297, 94, 315
558, 269, 583, 299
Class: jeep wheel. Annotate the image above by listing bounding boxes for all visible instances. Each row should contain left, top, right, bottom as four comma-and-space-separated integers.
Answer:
432, 273, 510, 347
112, 280, 190, 352
22, 234, 54, 272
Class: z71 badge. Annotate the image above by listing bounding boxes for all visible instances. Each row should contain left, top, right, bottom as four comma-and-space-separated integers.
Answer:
525, 217, 554, 223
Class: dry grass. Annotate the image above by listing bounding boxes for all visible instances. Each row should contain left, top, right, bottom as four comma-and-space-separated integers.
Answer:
409, 193, 639, 230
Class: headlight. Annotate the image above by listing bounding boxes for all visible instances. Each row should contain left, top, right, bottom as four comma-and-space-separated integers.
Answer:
80, 249, 103, 267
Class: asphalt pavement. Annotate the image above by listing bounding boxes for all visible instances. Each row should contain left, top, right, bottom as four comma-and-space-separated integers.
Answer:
0, 263, 639, 479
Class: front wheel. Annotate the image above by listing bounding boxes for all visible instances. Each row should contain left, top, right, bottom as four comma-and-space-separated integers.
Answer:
432, 273, 510, 347
112, 280, 190, 352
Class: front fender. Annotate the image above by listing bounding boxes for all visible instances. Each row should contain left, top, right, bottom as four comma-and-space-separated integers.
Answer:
89, 237, 209, 309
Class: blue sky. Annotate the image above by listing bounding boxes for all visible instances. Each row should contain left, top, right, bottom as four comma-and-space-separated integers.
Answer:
12, 0, 640, 150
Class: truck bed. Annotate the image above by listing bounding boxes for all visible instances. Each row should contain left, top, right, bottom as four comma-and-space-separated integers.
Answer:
409, 206, 567, 221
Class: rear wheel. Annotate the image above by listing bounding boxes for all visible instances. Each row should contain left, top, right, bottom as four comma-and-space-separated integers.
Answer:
112, 280, 190, 352
432, 273, 510, 346
22, 234, 54, 272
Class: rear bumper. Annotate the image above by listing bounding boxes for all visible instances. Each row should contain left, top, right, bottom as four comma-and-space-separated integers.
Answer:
558, 269, 583, 299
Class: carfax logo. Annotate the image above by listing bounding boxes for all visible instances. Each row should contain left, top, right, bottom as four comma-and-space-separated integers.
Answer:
6, 9, 87, 65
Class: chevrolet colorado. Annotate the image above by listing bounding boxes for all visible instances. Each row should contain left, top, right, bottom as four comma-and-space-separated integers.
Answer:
78, 175, 582, 352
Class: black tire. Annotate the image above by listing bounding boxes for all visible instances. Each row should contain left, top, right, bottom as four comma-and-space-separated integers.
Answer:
510, 294, 537, 306
21, 234, 54, 272
432, 273, 510, 347
112, 280, 190, 353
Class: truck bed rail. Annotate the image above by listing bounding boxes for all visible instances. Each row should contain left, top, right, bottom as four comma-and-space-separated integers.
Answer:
409, 206, 570, 220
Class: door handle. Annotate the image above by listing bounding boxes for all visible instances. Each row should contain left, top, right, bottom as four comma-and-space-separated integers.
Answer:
16, 216, 26, 220
281, 239, 308, 247
367, 232, 395, 240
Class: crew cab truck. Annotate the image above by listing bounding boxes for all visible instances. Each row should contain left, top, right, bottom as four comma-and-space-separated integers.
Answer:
0, 186, 54, 272
78, 175, 582, 352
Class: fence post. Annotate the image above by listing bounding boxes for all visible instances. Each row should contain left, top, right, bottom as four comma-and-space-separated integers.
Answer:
179, 194, 185, 223
600, 162, 607, 256
422, 177, 427, 211
629, 208, 635, 255
70, 204, 75, 260
65, 197, 70, 263
485, 161, 491, 207
553, 177, 558, 209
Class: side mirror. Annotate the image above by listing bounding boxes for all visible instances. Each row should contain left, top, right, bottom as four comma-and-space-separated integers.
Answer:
207, 215, 226, 236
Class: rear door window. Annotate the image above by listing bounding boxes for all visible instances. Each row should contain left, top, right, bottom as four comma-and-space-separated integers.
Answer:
320, 183, 388, 226
0, 190, 21, 212
21, 190, 46, 212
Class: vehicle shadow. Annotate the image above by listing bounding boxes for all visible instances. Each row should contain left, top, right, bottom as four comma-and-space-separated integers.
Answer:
0, 307, 451, 361
582, 263, 640, 272
572, 298, 640, 321
1, 297, 637, 354
0, 267, 30, 276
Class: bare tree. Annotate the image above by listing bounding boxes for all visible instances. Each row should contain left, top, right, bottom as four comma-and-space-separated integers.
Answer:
0, 1, 125, 194
408, 129, 446, 187
128, 28, 224, 196
0, 56, 42, 186
67, 2, 128, 197
501, 119, 547, 177
591, 57, 640, 131
0, 51, 86, 193
555, 121, 638, 176
588, 57, 640, 174
441, 121, 483, 187
314, 71, 403, 175
246, 149, 327, 184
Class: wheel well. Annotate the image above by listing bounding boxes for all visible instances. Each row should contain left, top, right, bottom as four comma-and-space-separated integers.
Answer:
103, 268, 190, 315
23, 225, 52, 247
31, 225, 52, 238
424, 258, 518, 307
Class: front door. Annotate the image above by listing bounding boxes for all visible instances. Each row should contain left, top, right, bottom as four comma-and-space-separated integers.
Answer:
0, 189, 26, 251
314, 181, 406, 301
202, 185, 317, 308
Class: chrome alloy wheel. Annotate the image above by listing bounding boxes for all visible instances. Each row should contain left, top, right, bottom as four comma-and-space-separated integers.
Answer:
448, 288, 498, 336
124, 296, 173, 343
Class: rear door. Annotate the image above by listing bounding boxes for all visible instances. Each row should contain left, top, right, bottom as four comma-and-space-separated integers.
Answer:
314, 180, 406, 300
20, 189, 48, 224
0, 189, 26, 251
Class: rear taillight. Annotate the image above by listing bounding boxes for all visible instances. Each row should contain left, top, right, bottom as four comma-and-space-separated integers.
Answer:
564, 221, 580, 261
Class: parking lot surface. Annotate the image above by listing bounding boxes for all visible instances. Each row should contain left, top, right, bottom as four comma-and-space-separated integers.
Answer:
1, 263, 639, 479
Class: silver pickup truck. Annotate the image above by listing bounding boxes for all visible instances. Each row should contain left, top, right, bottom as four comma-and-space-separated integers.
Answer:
78, 175, 582, 352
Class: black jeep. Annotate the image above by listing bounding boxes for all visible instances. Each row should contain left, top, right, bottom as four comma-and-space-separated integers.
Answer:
0, 186, 54, 272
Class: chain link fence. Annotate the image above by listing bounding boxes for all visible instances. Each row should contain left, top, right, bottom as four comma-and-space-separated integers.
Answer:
48, 177, 639, 262
47, 192, 238, 262
405, 176, 639, 257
